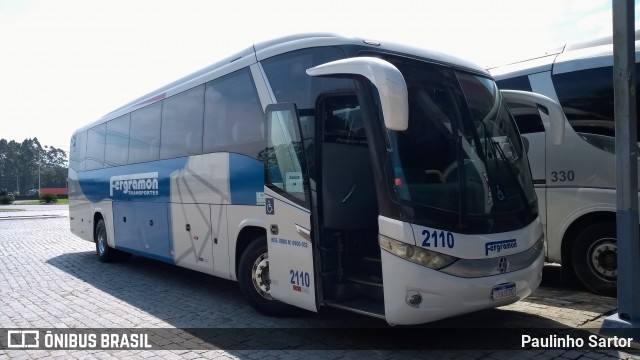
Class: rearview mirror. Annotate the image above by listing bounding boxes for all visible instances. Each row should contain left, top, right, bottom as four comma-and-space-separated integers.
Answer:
306, 57, 409, 131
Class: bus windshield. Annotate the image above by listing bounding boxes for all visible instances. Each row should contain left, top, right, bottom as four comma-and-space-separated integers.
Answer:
387, 58, 536, 229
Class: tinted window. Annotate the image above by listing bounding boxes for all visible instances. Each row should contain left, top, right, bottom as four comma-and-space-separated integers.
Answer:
161, 85, 205, 159
261, 46, 351, 109
105, 114, 130, 167
262, 47, 353, 178
552, 64, 640, 140
129, 102, 162, 164
203, 68, 264, 158
506, 103, 545, 134
70, 131, 87, 171
86, 124, 106, 170
553, 66, 616, 137
496, 76, 533, 92
265, 104, 309, 206
323, 96, 366, 146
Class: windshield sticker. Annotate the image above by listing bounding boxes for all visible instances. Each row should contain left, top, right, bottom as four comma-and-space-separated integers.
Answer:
485, 239, 517, 256
256, 192, 266, 205
285, 172, 303, 193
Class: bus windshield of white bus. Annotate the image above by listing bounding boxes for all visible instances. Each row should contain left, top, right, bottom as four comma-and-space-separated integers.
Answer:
386, 58, 536, 230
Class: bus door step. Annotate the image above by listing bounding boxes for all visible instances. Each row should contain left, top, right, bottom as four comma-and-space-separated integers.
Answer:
324, 298, 385, 319
346, 276, 383, 301
360, 256, 382, 278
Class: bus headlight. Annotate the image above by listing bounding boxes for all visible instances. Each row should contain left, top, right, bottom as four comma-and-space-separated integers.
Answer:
379, 235, 457, 270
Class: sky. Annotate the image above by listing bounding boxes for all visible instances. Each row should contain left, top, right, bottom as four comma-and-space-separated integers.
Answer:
0, 0, 634, 154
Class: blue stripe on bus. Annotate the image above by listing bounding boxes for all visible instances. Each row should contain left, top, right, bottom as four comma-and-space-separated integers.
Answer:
229, 153, 264, 205
77, 152, 264, 264
78, 157, 188, 203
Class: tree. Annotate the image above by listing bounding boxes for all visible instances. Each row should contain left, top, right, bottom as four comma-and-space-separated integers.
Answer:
0, 140, 20, 193
0, 138, 68, 194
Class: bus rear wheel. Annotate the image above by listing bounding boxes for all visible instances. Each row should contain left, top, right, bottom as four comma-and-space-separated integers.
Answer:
95, 219, 116, 263
95, 219, 131, 263
571, 222, 617, 296
238, 237, 290, 316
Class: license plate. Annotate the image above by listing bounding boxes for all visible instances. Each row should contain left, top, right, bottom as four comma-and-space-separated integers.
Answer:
491, 282, 516, 301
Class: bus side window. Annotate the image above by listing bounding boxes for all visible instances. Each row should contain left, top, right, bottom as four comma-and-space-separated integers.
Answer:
203, 68, 265, 158
70, 130, 87, 171
105, 114, 130, 167
129, 102, 162, 164
160, 85, 205, 159
230, 105, 264, 143
86, 124, 106, 170
507, 102, 545, 134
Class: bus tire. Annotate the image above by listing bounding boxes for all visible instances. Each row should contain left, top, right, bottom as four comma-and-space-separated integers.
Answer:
571, 222, 617, 296
95, 219, 116, 263
238, 237, 290, 316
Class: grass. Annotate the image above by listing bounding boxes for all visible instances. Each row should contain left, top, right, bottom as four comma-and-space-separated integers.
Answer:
15, 199, 69, 205
0, 208, 25, 212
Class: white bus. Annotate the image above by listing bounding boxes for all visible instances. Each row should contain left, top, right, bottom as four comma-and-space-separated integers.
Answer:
490, 33, 640, 295
69, 33, 559, 325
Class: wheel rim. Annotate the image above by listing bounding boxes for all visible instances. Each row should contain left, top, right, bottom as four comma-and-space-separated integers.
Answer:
97, 228, 106, 255
251, 252, 273, 300
587, 237, 617, 281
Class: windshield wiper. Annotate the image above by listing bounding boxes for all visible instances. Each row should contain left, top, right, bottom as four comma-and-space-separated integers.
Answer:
490, 139, 533, 217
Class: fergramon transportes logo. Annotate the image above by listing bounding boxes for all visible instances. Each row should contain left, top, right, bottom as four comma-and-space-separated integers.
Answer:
110, 172, 159, 197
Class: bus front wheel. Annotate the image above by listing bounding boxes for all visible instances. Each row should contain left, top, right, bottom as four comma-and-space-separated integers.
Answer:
238, 237, 290, 316
571, 222, 617, 296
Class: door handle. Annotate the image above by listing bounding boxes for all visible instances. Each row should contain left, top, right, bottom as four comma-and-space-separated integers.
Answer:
295, 224, 311, 241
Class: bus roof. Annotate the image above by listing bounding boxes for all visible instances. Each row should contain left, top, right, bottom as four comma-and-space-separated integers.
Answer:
490, 30, 640, 80
77, 33, 488, 134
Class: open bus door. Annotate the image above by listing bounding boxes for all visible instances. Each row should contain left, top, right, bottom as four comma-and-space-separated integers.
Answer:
263, 103, 317, 312
263, 57, 409, 314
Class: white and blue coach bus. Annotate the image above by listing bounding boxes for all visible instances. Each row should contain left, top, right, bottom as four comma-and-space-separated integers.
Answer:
69, 34, 560, 325
490, 33, 639, 295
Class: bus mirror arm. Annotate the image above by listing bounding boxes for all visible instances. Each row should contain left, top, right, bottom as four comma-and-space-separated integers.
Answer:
306, 57, 409, 131
501, 90, 566, 146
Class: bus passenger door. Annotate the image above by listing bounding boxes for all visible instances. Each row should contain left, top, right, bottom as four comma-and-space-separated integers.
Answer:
263, 103, 317, 313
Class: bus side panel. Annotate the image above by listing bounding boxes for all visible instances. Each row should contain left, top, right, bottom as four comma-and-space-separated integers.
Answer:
113, 201, 173, 264
69, 167, 93, 242
226, 205, 267, 282
69, 199, 93, 241
534, 187, 547, 257
544, 187, 617, 263
171, 202, 214, 275
168, 153, 231, 205
210, 204, 230, 279
168, 203, 231, 279
169, 203, 230, 279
